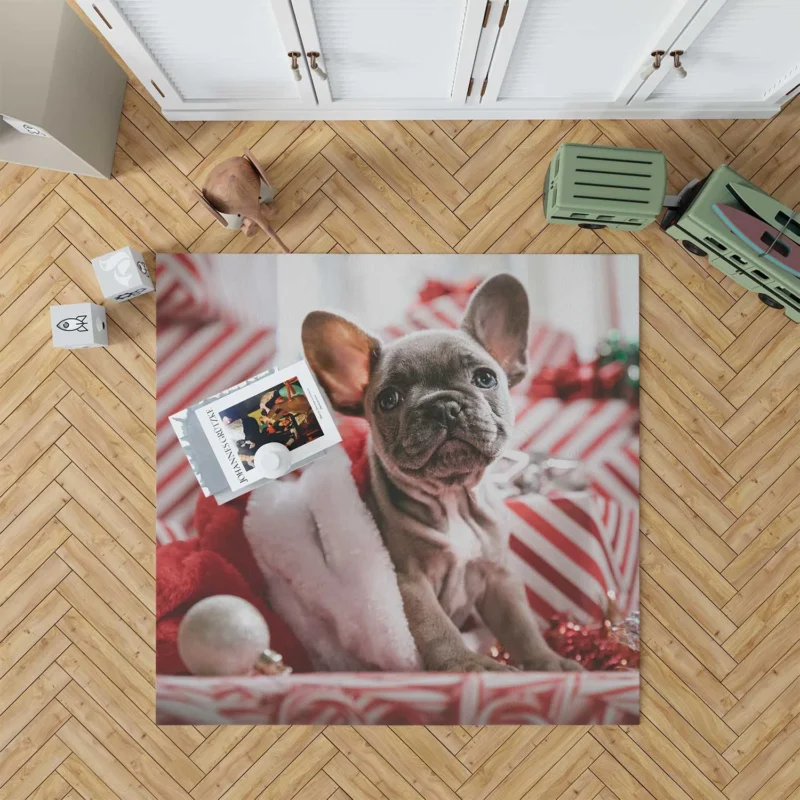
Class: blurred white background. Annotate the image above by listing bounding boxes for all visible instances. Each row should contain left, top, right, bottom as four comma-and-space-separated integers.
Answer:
274, 254, 638, 362
198, 254, 639, 363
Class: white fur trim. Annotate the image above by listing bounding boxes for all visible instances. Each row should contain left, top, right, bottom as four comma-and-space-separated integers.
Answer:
243, 446, 421, 672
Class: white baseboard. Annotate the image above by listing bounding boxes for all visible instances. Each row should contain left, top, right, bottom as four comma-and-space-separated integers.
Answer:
162, 103, 781, 122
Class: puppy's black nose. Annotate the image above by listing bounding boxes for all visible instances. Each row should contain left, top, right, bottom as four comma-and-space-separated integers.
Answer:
426, 399, 462, 427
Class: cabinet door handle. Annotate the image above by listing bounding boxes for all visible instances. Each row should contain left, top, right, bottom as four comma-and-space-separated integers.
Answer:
307, 52, 328, 81
670, 50, 687, 79
640, 50, 665, 81
92, 4, 113, 30
288, 51, 302, 81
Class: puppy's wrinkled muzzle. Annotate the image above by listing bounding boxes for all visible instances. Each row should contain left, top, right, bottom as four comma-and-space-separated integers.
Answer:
402, 394, 466, 460
421, 396, 463, 429
395, 394, 506, 482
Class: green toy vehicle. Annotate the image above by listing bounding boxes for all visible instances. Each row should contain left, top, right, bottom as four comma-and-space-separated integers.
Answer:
543, 142, 800, 322
543, 143, 667, 231
660, 165, 800, 323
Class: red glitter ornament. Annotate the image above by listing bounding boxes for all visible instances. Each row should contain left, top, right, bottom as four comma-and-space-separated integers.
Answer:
542, 613, 639, 671
490, 606, 640, 672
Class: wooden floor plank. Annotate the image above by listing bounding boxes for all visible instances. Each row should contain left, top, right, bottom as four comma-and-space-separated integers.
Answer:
0, 163, 37, 206
729, 97, 800, 179
724, 535, 800, 624
0, 591, 69, 684
436, 120, 470, 138
56, 680, 197, 798
111, 147, 203, 248
55, 463, 154, 574
454, 119, 580, 230
523, 735, 604, 800
326, 123, 465, 248
0, 697, 71, 789
483, 728, 588, 800
55, 427, 154, 537
77, 170, 183, 254
262, 121, 336, 192
321, 171, 417, 254
640, 500, 735, 609
453, 121, 539, 192
640, 392, 735, 500
56, 717, 156, 800
121, 85, 202, 176
639, 679, 737, 790
0, 666, 69, 758
0, 228, 68, 316
453, 121, 506, 155
364, 120, 468, 210
116, 116, 202, 212
56, 574, 154, 681
55, 175, 148, 254
56, 355, 155, 466
187, 122, 239, 158
57, 752, 124, 800
0, 192, 70, 277
399, 121, 469, 175
641, 537, 736, 645
667, 119, 735, 170
0, 170, 65, 243
56, 499, 154, 610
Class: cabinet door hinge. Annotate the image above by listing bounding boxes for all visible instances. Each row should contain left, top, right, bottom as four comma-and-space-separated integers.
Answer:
499, 0, 509, 27
482, 0, 492, 27
467, 77, 474, 97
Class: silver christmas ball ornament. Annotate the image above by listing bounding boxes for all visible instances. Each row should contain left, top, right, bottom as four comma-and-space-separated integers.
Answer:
178, 595, 270, 676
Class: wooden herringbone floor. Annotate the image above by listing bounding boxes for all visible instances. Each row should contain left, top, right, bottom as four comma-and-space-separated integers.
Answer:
2, 70, 800, 799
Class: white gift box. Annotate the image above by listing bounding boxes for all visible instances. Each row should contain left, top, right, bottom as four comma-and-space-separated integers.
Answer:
91, 246, 154, 302
50, 303, 107, 349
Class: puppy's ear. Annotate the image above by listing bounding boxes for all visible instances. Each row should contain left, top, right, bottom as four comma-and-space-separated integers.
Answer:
302, 311, 381, 415
461, 274, 529, 387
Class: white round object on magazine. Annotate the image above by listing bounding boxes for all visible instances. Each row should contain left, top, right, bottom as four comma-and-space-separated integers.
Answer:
255, 442, 292, 478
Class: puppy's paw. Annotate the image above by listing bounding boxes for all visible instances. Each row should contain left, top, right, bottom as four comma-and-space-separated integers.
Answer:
520, 654, 583, 672
441, 653, 518, 672
555, 656, 583, 672
478, 658, 518, 673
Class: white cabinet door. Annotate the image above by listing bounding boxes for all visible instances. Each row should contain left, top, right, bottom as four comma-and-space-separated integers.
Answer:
632, 0, 800, 108
479, 0, 705, 110
289, 0, 487, 108
76, 0, 316, 112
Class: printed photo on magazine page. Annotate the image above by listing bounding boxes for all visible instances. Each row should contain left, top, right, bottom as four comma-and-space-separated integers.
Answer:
194, 359, 340, 491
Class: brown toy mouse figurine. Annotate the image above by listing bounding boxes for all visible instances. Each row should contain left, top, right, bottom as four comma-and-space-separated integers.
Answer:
197, 149, 289, 253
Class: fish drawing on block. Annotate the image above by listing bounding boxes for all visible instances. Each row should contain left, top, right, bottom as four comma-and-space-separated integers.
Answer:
713, 204, 800, 277
57, 315, 89, 332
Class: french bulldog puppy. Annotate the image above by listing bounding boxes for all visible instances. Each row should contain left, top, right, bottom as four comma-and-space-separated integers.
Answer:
302, 274, 579, 673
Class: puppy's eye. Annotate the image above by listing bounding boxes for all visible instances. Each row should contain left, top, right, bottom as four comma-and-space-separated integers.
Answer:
378, 388, 402, 411
473, 368, 498, 389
